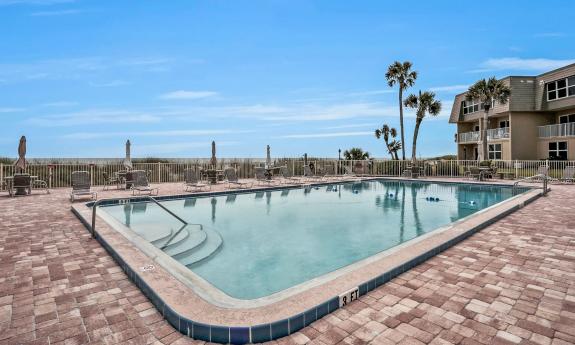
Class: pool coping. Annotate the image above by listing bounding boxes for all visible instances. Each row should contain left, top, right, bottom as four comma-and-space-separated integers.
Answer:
71, 178, 543, 344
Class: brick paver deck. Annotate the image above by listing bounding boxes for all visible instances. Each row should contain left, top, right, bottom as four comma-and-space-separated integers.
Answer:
0, 181, 573, 345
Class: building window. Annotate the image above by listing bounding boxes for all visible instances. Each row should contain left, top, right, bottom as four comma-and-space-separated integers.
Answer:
548, 141, 567, 160
488, 144, 502, 160
499, 120, 509, 128
462, 99, 480, 115
559, 114, 575, 124
547, 75, 575, 101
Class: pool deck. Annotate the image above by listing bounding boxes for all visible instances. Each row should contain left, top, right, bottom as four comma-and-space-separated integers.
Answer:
0, 178, 574, 345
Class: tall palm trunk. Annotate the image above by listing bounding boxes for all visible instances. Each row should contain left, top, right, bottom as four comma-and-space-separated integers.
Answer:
383, 138, 393, 159
481, 111, 489, 161
411, 117, 422, 163
398, 88, 406, 160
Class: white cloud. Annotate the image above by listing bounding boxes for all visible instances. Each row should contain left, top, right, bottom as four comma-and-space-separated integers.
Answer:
0, 0, 74, 5
89, 80, 131, 87
533, 32, 566, 38
134, 141, 239, 155
280, 131, 373, 139
0, 107, 25, 113
472, 57, 575, 72
30, 9, 84, 16
322, 122, 378, 130
42, 101, 77, 107
61, 129, 238, 140
160, 90, 219, 100
28, 109, 161, 126
429, 84, 469, 93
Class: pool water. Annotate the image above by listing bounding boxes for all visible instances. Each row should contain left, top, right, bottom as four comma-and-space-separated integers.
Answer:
100, 180, 527, 300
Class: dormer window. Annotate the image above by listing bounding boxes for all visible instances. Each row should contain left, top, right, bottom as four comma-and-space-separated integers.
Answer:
462, 99, 480, 115
547, 75, 575, 101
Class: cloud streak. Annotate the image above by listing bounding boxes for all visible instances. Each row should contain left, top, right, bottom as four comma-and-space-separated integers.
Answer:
160, 90, 219, 100
472, 57, 575, 72
280, 131, 373, 139
61, 129, 240, 140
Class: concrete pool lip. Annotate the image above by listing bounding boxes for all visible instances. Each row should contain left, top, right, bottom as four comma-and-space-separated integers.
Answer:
70, 178, 543, 343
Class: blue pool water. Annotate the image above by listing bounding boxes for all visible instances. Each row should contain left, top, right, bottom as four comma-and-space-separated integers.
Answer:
100, 180, 527, 300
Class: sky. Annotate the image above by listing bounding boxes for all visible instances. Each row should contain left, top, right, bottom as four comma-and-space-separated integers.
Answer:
0, 0, 574, 159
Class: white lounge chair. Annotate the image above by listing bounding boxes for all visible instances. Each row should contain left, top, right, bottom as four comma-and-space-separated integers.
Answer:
550, 166, 575, 184
131, 170, 159, 196
224, 168, 252, 189
303, 165, 324, 182
279, 166, 303, 184
184, 169, 210, 192
70, 171, 97, 202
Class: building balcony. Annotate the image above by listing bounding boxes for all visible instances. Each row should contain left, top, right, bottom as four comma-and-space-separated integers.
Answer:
457, 131, 480, 143
457, 127, 510, 143
486, 127, 510, 140
538, 123, 575, 138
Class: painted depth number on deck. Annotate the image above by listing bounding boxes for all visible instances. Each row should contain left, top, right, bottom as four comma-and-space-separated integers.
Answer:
339, 287, 359, 307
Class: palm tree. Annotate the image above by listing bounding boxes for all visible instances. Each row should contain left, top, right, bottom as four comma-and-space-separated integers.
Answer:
466, 77, 511, 161
387, 140, 402, 160
343, 147, 370, 160
403, 91, 442, 162
375, 124, 400, 160
385, 61, 417, 160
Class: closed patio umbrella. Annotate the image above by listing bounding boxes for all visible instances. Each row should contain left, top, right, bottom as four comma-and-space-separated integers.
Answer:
266, 145, 271, 168
14, 136, 27, 172
123, 140, 133, 170
210, 141, 217, 168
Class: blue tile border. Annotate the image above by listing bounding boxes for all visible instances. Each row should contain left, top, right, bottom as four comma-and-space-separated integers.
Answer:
70, 179, 542, 344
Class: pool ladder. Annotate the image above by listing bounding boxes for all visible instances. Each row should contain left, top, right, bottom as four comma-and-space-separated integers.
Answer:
513, 174, 549, 196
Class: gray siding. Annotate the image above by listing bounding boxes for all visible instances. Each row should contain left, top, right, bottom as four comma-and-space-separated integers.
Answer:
509, 77, 536, 111
535, 63, 575, 111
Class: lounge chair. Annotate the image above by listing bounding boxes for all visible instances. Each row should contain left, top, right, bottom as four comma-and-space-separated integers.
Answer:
11, 174, 31, 197
131, 170, 159, 196
279, 166, 303, 184
31, 178, 49, 194
224, 168, 252, 189
255, 167, 279, 186
102, 172, 122, 190
70, 171, 97, 202
342, 166, 358, 180
183, 169, 210, 192
549, 166, 575, 184
303, 165, 324, 182
322, 164, 341, 180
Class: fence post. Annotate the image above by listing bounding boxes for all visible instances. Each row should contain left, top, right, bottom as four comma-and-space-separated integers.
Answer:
515, 160, 518, 178
90, 165, 94, 186
157, 162, 161, 183
48, 166, 52, 189
0, 163, 3, 190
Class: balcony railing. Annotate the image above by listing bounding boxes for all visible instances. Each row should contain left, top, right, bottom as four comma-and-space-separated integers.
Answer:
487, 127, 510, 140
457, 131, 480, 143
538, 123, 575, 138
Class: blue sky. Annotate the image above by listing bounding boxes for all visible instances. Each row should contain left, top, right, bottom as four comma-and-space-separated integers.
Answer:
0, 0, 574, 158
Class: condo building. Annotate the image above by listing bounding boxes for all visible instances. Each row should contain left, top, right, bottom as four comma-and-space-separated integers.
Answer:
450, 63, 575, 160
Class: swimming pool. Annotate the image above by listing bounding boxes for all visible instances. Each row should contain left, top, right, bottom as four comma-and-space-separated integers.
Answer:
98, 179, 529, 301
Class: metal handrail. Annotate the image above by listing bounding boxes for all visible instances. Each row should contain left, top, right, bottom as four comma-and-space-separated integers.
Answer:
513, 174, 550, 196
91, 195, 188, 239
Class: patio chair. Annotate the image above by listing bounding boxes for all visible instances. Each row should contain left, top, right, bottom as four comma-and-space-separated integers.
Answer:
465, 166, 483, 181
549, 166, 575, 184
102, 172, 122, 190
11, 174, 31, 197
70, 171, 97, 202
224, 168, 252, 189
279, 165, 303, 184
255, 167, 279, 186
303, 165, 324, 182
183, 169, 210, 192
483, 167, 497, 179
322, 164, 341, 180
31, 178, 49, 194
131, 170, 159, 196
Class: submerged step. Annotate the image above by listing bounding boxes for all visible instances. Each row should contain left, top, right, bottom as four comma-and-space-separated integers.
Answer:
178, 226, 223, 267
131, 223, 173, 244
164, 224, 207, 257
